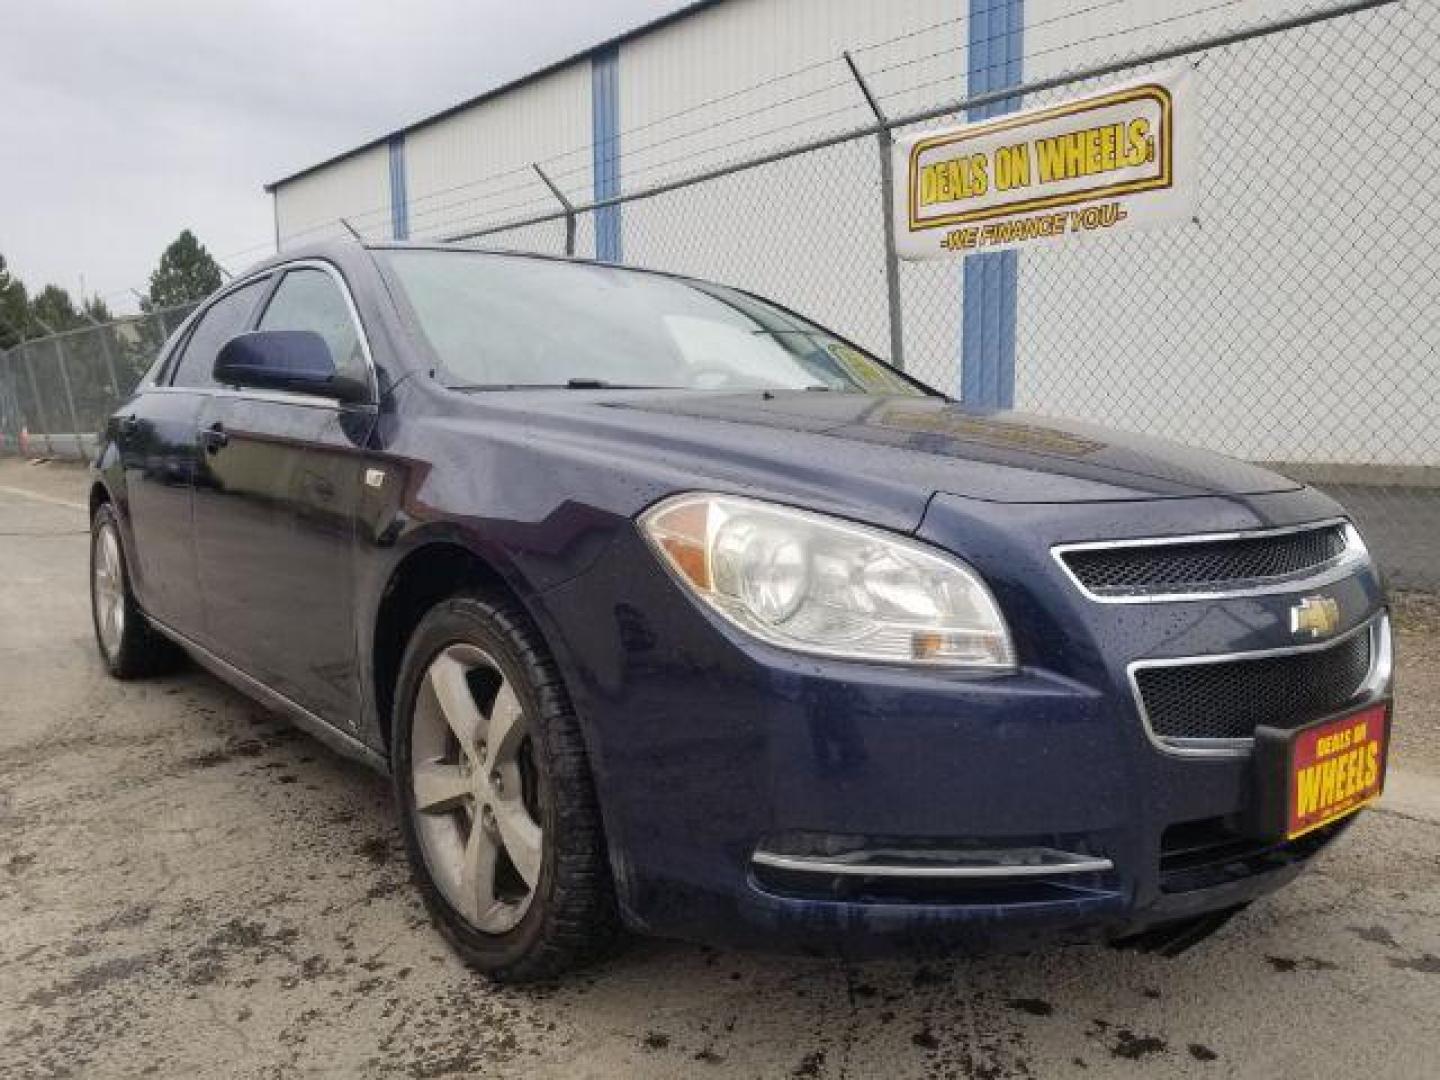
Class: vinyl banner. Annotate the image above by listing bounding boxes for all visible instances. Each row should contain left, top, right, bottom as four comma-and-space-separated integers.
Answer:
894, 67, 1195, 259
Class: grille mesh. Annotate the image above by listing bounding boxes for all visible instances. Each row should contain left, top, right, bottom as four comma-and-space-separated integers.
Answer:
1136, 627, 1372, 742
1064, 524, 1348, 596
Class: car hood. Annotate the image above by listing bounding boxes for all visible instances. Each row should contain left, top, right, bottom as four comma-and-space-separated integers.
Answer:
557, 390, 1300, 504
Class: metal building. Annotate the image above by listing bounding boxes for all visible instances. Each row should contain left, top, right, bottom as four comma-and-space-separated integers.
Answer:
265, 0, 1437, 474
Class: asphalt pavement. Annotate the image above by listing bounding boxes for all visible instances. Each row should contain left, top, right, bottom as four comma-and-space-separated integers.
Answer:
1, 458, 1438, 1080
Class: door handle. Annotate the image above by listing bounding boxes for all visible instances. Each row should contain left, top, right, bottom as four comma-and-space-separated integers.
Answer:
200, 422, 229, 453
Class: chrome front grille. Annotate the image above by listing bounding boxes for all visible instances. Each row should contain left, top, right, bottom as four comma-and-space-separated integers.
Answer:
1054, 520, 1360, 602
1129, 616, 1388, 755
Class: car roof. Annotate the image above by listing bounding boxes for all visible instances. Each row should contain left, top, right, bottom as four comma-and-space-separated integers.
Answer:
236, 237, 702, 290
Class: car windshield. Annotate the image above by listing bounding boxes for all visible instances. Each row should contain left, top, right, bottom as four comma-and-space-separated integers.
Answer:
379, 249, 925, 395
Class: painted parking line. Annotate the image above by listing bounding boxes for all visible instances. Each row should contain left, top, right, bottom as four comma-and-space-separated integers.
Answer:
0, 484, 87, 512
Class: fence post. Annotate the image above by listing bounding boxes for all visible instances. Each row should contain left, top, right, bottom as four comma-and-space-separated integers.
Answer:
843, 51, 906, 371
19, 344, 56, 457
97, 322, 121, 398
150, 309, 171, 361
533, 164, 577, 257
0, 348, 14, 453
51, 336, 89, 464
80, 310, 122, 399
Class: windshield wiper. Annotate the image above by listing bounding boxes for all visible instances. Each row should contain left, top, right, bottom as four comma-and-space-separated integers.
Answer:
448, 380, 682, 391
564, 378, 646, 389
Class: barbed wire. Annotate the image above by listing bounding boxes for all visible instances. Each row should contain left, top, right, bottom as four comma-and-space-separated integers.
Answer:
92, 0, 1371, 304
427, 0, 1283, 239
330, 0, 1269, 245
273, 0, 1209, 248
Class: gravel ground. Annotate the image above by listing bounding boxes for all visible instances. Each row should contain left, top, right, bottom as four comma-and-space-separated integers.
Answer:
1391, 590, 1440, 774
2, 458, 1438, 1080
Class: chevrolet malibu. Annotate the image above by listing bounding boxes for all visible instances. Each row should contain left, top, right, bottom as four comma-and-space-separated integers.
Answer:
88, 241, 1392, 981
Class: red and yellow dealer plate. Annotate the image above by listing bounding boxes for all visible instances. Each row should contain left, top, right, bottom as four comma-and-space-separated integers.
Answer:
1287, 704, 1389, 839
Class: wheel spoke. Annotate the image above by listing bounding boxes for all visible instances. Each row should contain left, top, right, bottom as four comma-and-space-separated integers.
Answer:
459, 815, 499, 926
427, 653, 485, 751
484, 681, 524, 772
411, 641, 543, 935
93, 525, 126, 656
412, 761, 473, 814
494, 798, 543, 890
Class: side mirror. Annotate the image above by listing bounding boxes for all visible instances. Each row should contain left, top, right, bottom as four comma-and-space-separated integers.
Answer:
214, 330, 369, 403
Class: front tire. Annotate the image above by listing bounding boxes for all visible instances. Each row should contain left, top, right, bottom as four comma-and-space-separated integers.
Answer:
392, 592, 620, 982
90, 503, 183, 679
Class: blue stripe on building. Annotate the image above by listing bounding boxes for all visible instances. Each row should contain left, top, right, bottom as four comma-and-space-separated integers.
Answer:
592, 44, 622, 262
960, 0, 1023, 408
388, 133, 409, 240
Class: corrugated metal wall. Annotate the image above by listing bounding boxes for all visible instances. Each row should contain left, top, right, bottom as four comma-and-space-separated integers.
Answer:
404, 61, 594, 244
615, 0, 971, 377
268, 0, 1435, 466
1015, 0, 1433, 465
271, 0, 977, 383
273, 144, 390, 249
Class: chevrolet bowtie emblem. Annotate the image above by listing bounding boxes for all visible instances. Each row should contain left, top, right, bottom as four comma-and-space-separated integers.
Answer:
1291, 595, 1341, 639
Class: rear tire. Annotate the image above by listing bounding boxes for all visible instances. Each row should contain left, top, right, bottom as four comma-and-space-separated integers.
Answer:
89, 503, 184, 679
391, 592, 621, 982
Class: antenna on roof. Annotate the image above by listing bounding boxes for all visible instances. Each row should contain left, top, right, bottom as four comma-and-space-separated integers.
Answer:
340, 218, 364, 242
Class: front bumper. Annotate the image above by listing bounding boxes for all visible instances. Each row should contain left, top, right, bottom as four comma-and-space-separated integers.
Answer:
535, 487, 1389, 953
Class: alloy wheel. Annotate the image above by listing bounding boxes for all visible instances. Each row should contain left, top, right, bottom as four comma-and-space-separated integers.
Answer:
93, 522, 126, 660
409, 643, 544, 933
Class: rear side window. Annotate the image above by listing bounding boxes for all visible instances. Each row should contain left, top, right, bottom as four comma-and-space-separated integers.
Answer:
257, 268, 368, 386
170, 279, 267, 389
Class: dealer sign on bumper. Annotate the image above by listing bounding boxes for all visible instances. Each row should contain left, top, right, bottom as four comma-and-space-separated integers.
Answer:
895, 67, 1195, 259
1250, 702, 1391, 843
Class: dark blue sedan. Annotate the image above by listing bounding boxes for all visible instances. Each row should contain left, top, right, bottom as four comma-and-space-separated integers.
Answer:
88, 241, 1392, 980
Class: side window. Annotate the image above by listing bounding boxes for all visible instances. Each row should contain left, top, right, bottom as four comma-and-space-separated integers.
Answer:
169, 279, 267, 389
257, 268, 368, 387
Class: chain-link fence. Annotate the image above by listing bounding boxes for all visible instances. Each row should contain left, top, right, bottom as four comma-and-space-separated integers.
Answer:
443, 0, 1437, 589
0, 304, 195, 460
2, 0, 1433, 586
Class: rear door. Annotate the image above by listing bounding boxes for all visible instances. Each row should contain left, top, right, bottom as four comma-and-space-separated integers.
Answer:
117, 278, 269, 637
193, 263, 379, 728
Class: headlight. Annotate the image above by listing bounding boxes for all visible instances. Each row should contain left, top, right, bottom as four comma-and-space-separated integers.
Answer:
639, 493, 1015, 669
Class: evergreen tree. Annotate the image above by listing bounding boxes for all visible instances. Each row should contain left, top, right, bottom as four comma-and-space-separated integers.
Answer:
0, 253, 29, 349
145, 230, 222, 310
29, 284, 84, 333
82, 295, 114, 324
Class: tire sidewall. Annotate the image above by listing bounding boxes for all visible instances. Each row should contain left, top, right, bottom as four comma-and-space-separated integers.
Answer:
89, 505, 128, 676
391, 596, 563, 973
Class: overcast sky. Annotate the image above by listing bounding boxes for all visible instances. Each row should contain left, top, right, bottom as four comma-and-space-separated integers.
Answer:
0, 0, 689, 315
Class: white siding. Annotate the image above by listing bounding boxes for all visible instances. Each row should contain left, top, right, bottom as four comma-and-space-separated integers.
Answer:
1024, 0, 1317, 72
267, 0, 1436, 466
274, 144, 391, 248
616, 0, 972, 377
403, 61, 594, 245
1016, 0, 1438, 465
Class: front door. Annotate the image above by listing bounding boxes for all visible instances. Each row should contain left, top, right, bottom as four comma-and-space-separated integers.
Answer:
119, 277, 270, 637
192, 265, 378, 729
115, 387, 206, 632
